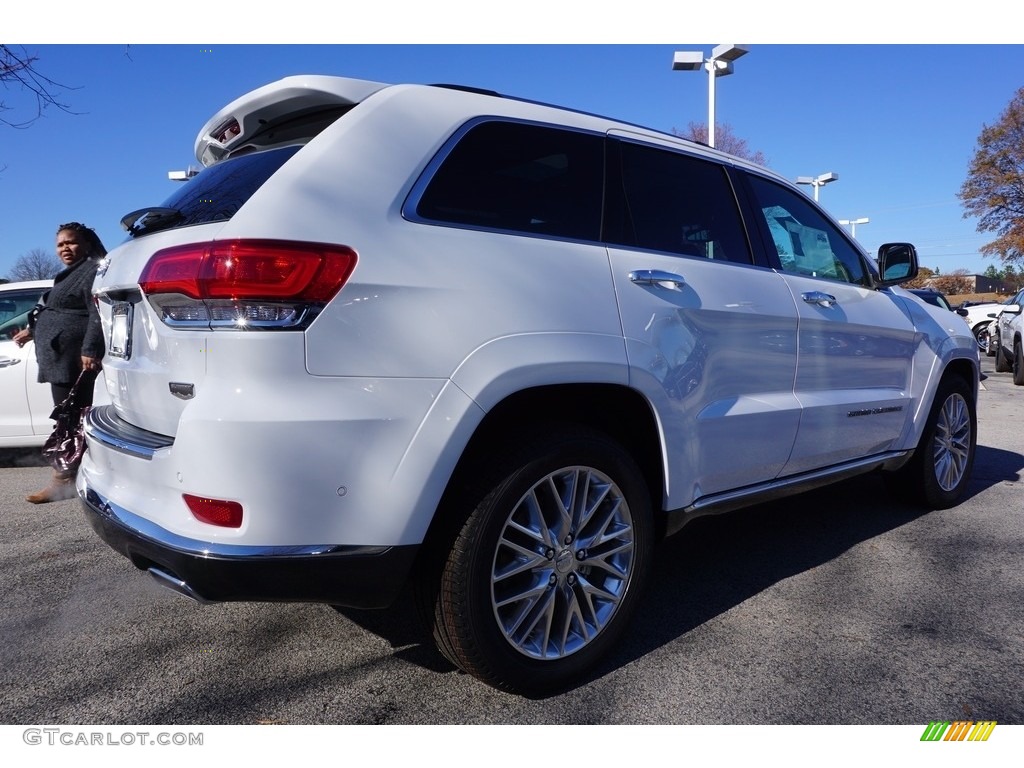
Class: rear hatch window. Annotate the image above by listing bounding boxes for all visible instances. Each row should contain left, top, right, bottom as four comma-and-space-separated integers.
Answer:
124, 99, 361, 238
123, 145, 301, 237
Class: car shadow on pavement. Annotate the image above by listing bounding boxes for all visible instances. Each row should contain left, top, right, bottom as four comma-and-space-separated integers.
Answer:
969, 443, 1024, 489
335, 460, 1023, 697
342, 438, 1024, 697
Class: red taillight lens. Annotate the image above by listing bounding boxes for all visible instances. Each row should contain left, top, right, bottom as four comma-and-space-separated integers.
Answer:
183, 494, 243, 528
139, 239, 357, 301
139, 239, 357, 329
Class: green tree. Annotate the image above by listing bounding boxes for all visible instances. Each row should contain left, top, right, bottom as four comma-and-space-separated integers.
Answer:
958, 86, 1024, 265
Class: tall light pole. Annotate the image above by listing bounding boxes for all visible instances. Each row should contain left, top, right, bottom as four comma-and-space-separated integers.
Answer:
796, 172, 839, 202
672, 44, 748, 149
839, 217, 870, 237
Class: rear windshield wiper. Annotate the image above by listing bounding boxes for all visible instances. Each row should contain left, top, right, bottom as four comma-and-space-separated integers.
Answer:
120, 207, 184, 237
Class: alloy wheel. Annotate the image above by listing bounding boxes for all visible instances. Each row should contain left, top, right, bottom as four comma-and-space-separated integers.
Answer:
932, 392, 972, 492
490, 466, 635, 660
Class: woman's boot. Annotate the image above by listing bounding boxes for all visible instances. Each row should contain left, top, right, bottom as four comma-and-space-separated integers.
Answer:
25, 470, 77, 504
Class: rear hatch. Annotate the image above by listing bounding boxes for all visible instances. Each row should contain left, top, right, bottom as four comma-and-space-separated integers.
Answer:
94, 76, 389, 437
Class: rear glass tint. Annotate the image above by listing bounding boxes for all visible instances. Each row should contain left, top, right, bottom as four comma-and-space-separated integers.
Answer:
149, 145, 301, 233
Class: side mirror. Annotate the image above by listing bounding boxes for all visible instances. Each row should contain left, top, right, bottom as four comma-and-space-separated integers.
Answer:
956, 307, 969, 317
877, 242, 919, 286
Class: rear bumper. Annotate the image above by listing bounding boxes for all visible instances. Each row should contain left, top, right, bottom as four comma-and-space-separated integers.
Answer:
79, 484, 418, 609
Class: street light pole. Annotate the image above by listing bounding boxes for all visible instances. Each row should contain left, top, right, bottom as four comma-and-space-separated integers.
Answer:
839, 217, 870, 237
168, 167, 199, 182
796, 172, 839, 202
673, 44, 749, 149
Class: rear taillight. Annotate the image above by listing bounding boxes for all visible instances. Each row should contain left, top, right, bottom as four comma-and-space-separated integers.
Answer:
138, 239, 357, 329
184, 494, 243, 528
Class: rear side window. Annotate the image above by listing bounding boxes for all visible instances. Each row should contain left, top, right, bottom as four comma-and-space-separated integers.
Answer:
134, 146, 301, 236
415, 121, 604, 242
607, 141, 752, 264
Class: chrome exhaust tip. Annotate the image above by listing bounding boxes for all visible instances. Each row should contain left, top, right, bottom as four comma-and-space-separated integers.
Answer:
147, 567, 215, 605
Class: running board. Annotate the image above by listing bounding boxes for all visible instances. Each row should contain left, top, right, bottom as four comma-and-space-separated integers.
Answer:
663, 451, 910, 537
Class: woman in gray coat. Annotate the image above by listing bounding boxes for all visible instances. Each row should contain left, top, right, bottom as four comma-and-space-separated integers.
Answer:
14, 222, 106, 503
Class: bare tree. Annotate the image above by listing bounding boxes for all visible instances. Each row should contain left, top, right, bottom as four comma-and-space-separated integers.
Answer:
1, 44, 77, 129
7, 248, 62, 281
673, 122, 768, 166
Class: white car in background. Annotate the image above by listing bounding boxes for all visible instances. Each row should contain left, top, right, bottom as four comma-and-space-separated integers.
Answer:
1004, 302, 1024, 385
992, 288, 1024, 373
0, 280, 55, 447
962, 299, 1010, 353
0, 279, 109, 448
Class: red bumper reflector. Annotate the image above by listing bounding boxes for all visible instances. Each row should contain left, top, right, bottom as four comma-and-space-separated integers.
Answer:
184, 494, 243, 528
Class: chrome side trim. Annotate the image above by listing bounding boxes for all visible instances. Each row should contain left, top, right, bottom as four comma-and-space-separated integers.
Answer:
83, 486, 390, 560
665, 450, 910, 536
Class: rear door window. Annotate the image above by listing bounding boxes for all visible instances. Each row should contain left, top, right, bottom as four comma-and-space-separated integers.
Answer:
606, 140, 753, 264
414, 120, 604, 242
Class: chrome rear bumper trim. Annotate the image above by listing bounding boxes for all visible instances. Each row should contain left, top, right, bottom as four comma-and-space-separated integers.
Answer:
85, 405, 174, 460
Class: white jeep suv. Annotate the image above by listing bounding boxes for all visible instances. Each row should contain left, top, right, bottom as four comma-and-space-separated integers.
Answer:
80, 75, 979, 694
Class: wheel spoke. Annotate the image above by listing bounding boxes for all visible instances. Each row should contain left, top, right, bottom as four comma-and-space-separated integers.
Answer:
582, 541, 633, 580
556, 585, 591, 653
575, 471, 612, 533
493, 537, 550, 581
547, 471, 578, 539
576, 569, 624, 606
504, 582, 557, 652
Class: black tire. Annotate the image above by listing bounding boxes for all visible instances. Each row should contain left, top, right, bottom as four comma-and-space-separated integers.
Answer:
995, 331, 1012, 372
974, 322, 991, 355
1014, 338, 1024, 386
431, 426, 653, 694
884, 376, 976, 509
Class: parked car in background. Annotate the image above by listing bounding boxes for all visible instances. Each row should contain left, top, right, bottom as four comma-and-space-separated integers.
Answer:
992, 288, 1024, 374
962, 297, 1013, 354
0, 279, 110, 448
79, 74, 980, 694
0, 280, 55, 447
909, 288, 968, 316
1005, 303, 1024, 385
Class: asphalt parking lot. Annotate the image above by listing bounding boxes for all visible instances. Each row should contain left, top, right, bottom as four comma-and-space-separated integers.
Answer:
0, 352, 1021, 726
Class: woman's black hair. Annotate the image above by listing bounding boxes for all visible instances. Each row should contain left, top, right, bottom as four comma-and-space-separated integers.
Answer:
56, 221, 107, 259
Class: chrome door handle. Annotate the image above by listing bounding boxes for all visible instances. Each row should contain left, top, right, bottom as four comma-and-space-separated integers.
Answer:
802, 291, 838, 308
0, 356, 22, 368
629, 270, 687, 290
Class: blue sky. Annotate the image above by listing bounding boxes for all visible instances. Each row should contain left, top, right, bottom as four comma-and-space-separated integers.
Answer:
2, 40, 1021, 280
